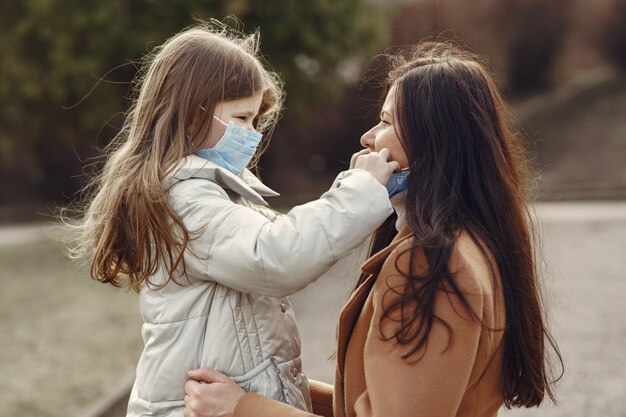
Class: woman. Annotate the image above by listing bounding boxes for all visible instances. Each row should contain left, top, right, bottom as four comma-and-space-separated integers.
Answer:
182, 42, 562, 417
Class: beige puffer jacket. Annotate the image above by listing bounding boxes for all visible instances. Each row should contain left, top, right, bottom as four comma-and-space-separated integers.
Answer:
126, 155, 393, 417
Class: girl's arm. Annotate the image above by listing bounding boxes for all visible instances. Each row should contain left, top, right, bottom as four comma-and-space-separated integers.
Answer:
174, 169, 393, 297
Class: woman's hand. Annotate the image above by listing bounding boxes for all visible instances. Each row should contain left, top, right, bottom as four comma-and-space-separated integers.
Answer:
351, 148, 400, 186
183, 368, 245, 417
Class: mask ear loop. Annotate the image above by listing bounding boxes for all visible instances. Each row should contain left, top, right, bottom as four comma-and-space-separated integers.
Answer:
213, 115, 228, 127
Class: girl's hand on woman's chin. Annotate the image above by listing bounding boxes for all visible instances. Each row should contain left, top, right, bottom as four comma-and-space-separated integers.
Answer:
350, 148, 371, 169
353, 148, 400, 186
184, 368, 245, 417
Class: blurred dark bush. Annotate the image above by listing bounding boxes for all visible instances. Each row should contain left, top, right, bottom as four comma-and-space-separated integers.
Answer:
592, 0, 626, 71
0, 0, 389, 207
501, 0, 574, 95
0, 0, 602, 209
264, 0, 581, 202
386, 0, 574, 96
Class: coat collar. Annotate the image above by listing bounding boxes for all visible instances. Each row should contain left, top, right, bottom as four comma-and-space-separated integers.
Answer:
336, 226, 414, 380
161, 155, 279, 206
360, 226, 413, 275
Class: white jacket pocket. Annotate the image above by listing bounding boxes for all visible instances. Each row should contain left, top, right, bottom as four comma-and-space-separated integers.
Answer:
231, 357, 287, 403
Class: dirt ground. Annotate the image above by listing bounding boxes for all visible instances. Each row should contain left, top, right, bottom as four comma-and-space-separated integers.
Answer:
0, 239, 143, 417
1, 202, 625, 417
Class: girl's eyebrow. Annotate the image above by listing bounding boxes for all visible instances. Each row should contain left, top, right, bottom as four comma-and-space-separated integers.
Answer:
380, 110, 392, 119
234, 110, 256, 117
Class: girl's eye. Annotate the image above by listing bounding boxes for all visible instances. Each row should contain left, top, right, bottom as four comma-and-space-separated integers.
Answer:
380, 119, 390, 127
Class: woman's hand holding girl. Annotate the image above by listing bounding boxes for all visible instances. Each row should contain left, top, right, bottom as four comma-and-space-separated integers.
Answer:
183, 368, 244, 417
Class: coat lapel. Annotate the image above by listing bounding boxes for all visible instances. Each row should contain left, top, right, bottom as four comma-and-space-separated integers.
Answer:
336, 274, 376, 380
336, 227, 413, 377
361, 227, 413, 275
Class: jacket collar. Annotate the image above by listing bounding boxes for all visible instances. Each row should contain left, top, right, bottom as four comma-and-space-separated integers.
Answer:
161, 155, 279, 206
361, 226, 413, 275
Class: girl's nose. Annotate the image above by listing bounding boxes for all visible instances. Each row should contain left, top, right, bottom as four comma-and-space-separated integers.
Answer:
360, 129, 375, 149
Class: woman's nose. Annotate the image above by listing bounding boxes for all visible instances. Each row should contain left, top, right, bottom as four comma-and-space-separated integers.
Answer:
360, 129, 375, 149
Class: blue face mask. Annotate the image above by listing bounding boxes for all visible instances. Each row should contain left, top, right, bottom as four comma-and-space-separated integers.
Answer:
195, 116, 263, 175
386, 170, 409, 197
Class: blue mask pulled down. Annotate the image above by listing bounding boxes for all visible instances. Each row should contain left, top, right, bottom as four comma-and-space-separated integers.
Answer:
386, 170, 410, 197
195, 116, 263, 175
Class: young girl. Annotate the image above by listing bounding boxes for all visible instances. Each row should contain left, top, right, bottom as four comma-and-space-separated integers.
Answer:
69, 24, 399, 417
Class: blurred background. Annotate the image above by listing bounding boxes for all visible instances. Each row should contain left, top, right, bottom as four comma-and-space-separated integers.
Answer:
1, 0, 625, 416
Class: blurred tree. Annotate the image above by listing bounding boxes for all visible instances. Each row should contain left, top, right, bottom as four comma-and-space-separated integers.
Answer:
384, 0, 574, 96
265, 0, 579, 204
498, 0, 574, 95
0, 0, 388, 205
592, 0, 626, 71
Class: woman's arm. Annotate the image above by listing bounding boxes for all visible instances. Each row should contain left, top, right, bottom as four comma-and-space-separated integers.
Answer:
309, 379, 334, 417
234, 392, 321, 417
183, 369, 323, 417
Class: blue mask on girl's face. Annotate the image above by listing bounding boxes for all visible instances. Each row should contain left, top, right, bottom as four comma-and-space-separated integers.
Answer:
195, 116, 263, 175
386, 169, 409, 197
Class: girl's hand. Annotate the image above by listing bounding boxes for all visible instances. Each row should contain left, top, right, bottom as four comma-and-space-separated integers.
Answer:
350, 148, 371, 169
353, 148, 400, 186
184, 368, 245, 417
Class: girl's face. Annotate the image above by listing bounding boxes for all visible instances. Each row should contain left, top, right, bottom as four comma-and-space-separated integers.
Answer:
360, 85, 409, 170
202, 92, 264, 148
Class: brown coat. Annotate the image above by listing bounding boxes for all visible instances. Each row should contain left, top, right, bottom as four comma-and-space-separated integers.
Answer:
233, 227, 506, 417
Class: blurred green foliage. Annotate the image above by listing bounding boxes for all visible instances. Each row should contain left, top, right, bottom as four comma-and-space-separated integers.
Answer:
0, 0, 389, 204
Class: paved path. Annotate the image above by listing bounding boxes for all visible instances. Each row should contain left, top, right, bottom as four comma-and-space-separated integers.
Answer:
521, 75, 626, 201
0, 223, 51, 248
1, 202, 625, 417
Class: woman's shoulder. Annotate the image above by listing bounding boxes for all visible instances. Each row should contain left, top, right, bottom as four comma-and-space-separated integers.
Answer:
375, 229, 498, 299
450, 230, 500, 297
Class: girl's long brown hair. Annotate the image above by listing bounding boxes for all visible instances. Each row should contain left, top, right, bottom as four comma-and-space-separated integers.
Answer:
65, 22, 283, 292
360, 42, 562, 408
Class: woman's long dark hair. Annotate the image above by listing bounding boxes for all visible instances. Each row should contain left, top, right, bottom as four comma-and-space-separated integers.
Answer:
360, 42, 562, 408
